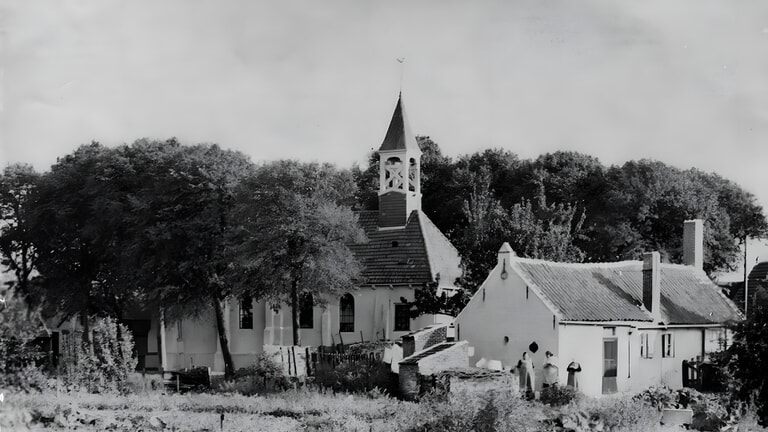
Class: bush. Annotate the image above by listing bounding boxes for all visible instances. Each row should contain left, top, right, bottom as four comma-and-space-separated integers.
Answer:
125, 373, 165, 395
576, 394, 662, 432
218, 353, 289, 395
0, 288, 48, 391
63, 317, 137, 393
312, 360, 395, 395
540, 384, 580, 407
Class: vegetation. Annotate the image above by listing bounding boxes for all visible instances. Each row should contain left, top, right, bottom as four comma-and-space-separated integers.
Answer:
720, 284, 768, 425
233, 161, 366, 346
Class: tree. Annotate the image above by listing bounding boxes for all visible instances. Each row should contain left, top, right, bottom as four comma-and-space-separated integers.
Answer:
234, 160, 366, 346
123, 139, 254, 378
26, 143, 132, 339
723, 285, 768, 425
0, 164, 40, 300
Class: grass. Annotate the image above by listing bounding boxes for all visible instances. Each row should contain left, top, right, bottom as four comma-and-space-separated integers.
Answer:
5, 384, 768, 431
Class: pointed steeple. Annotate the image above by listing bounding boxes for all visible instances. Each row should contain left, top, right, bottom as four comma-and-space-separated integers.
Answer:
377, 94, 422, 229
379, 93, 421, 153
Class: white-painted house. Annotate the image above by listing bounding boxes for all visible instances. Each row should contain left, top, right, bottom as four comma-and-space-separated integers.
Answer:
455, 219, 742, 396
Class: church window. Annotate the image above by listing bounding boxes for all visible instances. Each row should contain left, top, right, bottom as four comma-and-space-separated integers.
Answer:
384, 157, 404, 190
299, 293, 314, 329
340, 293, 354, 332
239, 296, 253, 329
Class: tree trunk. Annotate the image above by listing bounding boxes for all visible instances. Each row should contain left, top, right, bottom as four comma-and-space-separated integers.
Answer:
212, 297, 235, 379
81, 295, 91, 344
291, 277, 301, 346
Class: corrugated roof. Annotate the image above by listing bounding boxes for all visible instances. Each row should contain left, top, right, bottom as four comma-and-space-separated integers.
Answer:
378, 95, 421, 153
513, 259, 742, 325
350, 210, 460, 286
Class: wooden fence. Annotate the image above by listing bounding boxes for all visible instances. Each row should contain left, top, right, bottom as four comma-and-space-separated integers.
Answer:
307, 348, 382, 376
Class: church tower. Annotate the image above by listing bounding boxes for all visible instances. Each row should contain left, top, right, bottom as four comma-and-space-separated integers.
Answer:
378, 94, 422, 229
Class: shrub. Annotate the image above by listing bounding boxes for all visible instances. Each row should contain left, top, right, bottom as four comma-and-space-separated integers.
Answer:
126, 373, 165, 395
577, 394, 662, 432
312, 360, 395, 395
540, 384, 580, 407
632, 385, 676, 410
63, 317, 137, 393
218, 354, 289, 395
0, 288, 47, 391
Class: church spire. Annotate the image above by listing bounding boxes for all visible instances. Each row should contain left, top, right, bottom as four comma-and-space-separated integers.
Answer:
378, 94, 421, 153
377, 94, 422, 229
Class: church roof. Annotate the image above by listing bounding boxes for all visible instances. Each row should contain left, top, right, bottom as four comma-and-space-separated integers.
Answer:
350, 210, 461, 286
378, 94, 421, 153
512, 259, 743, 325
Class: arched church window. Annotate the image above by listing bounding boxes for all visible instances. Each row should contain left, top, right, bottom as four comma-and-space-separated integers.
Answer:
299, 293, 314, 329
384, 157, 404, 190
340, 293, 354, 332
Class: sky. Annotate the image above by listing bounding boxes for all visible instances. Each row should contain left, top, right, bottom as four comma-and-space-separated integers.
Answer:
1, 0, 768, 274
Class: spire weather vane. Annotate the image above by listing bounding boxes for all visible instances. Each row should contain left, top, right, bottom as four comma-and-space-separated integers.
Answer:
397, 57, 405, 92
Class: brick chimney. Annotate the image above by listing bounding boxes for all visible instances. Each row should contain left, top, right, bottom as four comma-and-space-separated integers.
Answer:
683, 219, 703, 271
643, 251, 661, 322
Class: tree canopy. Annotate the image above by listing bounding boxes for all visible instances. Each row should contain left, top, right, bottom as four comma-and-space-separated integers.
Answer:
233, 160, 366, 346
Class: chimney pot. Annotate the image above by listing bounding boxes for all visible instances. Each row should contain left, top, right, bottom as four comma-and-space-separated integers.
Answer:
683, 219, 704, 270
643, 251, 661, 322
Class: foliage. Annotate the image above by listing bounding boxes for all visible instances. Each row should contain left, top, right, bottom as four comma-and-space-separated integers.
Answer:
0, 287, 47, 391
125, 373, 166, 395
233, 160, 366, 346
540, 384, 580, 407
219, 353, 289, 395
311, 361, 394, 395
63, 317, 137, 393
721, 285, 768, 425
0, 163, 40, 300
571, 394, 662, 432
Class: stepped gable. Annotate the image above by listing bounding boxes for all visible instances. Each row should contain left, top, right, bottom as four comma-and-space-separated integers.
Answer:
351, 210, 459, 286
514, 259, 742, 324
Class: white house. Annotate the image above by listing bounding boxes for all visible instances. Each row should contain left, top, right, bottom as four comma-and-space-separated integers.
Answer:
455, 219, 743, 396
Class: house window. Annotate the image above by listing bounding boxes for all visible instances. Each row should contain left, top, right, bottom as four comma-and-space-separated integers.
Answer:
299, 293, 314, 329
661, 333, 674, 358
340, 293, 354, 332
640, 332, 655, 358
177, 321, 183, 340
239, 296, 253, 329
394, 304, 411, 332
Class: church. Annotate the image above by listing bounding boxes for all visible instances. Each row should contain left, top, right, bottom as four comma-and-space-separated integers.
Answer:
52, 95, 463, 374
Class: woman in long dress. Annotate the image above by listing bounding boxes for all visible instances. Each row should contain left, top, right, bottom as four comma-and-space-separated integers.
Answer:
517, 352, 535, 398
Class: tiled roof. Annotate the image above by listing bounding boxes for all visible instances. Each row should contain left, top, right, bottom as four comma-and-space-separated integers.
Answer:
350, 210, 461, 286
378, 95, 420, 153
513, 259, 742, 325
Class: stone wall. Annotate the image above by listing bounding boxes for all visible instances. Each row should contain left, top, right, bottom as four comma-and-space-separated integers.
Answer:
402, 325, 448, 358
399, 341, 469, 399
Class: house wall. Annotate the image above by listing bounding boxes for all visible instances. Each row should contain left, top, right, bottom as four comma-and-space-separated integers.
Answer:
261, 286, 441, 348
455, 262, 558, 391
558, 324, 604, 397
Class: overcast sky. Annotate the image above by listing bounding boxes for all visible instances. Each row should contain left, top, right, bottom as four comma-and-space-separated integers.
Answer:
2, 0, 768, 218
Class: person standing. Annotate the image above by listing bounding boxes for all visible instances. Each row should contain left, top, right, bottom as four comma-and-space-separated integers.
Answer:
542, 351, 560, 388
517, 352, 535, 399
566, 359, 582, 389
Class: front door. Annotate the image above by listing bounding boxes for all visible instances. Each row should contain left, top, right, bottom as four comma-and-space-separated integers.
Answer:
602, 339, 618, 394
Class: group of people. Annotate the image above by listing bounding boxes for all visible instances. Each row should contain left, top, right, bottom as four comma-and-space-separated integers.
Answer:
514, 350, 582, 399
